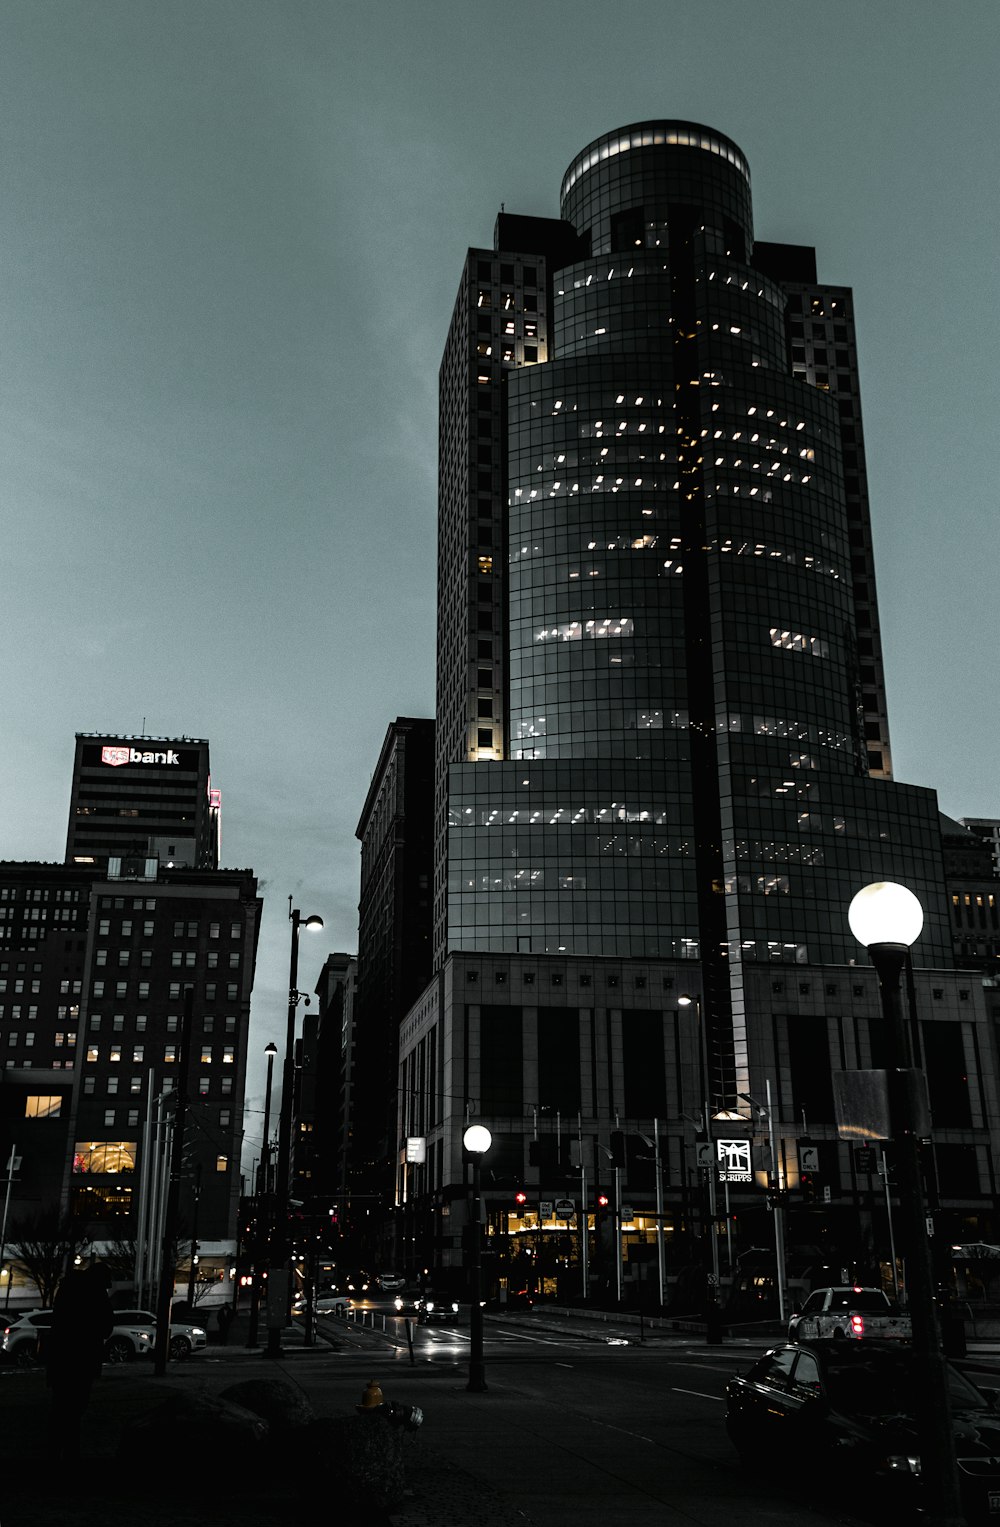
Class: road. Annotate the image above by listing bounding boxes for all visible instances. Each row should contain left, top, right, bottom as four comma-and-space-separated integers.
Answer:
273, 1310, 876, 1526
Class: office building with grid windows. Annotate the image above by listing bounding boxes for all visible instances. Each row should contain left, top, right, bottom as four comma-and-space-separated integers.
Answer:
0, 859, 261, 1260
66, 733, 220, 871
394, 122, 998, 1300
0, 735, 260, 1281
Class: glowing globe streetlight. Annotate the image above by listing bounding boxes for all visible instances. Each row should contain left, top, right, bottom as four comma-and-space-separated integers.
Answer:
463, 1124, 493, 1156
848, 880, 924, 950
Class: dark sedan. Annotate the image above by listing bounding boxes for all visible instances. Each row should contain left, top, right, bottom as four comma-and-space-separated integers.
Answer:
416, 1294, 461, 1326
726, 1340, 1000, 1521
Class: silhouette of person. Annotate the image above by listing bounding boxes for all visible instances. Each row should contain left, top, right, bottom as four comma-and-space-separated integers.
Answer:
216, 1301, 233, 1344
44, 1263, 115, 1463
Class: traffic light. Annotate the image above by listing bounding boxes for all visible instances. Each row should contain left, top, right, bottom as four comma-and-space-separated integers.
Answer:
799, 1172, 817, 1203
514, 1189, 528, 1214
595, 1190, 609, 1216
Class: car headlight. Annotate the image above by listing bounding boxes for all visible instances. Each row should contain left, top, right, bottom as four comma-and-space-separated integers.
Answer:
425, 1301, 435, 1312
885, 1454, 921, 1476
451, 1303, 459, 1313
192, 1327, 206, 1338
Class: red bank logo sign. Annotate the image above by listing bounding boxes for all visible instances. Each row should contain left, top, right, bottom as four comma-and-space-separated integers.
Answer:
101, 746, 180, 767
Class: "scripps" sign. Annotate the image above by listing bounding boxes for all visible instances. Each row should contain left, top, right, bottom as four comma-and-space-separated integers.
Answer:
101, 746, 180, 767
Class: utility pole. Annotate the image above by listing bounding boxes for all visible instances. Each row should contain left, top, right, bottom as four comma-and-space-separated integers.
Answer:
185, 1165, 202, 1308
154, 988, 194, 1375
0, 1145, 21, 1308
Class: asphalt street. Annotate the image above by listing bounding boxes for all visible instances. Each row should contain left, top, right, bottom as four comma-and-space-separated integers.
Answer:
3, 1305, 998, 1527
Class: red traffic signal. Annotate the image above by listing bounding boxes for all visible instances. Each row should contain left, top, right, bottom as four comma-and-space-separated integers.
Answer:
514, 1190, 528, 1207
596, 1192, 609, 1208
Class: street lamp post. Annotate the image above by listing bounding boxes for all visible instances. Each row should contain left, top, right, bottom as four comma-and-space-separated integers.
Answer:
0, 1145, 20, 1311
848, 881, 963, 1527
739, 1084, 788, 1323
679, 995, 721, 1322
638, 1122, 666, 1309
266, 901, 324, 1360
259, 1041, 278, 1196
463, 1123, 491, 1394
247, 1040, 278, 1349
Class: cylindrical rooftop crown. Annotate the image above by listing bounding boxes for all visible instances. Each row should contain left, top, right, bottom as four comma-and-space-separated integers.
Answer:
560, 120, 753, 258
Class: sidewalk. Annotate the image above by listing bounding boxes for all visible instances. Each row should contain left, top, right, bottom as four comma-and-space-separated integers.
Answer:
0, 1314, 532, 1527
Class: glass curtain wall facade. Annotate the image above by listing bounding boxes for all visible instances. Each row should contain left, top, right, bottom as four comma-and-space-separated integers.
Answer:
437, 122, 948, 1113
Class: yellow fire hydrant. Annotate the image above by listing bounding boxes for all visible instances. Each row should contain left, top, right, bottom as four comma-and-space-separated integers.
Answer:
357, 1377, 385, 1413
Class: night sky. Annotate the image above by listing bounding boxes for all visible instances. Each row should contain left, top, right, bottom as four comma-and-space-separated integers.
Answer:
1, 1, 997, 1167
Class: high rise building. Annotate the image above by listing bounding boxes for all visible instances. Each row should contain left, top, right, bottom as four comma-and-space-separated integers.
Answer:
0, 734, 259, 1290
0, 857, 260, 1255
942, 815, 1000, 974
351, 718, 434, 1253
66, 733, 221, 870
962, 819, 1000, 879
310, 952, 356, 1197
394, 121, 999, 1298
435, 121, 946, 1106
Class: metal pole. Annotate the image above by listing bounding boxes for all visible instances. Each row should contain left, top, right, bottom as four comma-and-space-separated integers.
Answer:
146, 1094, 167, 1309
249, 1046, 276, 1348
723, 1179, 733, 1275
881, 1147, 900, 1299
869, 942, 962, 1527
653, 1118, 665, 1308
704, 1097, 720, 1288
0, 1145, 19, 1307
185, 1166, 202, 1307
766, 1080, 787, 1323
692, 995, 721, 1327
135, 1071, 156, 1303
578, 1116, 589, 1300
613, 1162, 623, 1305
154, 988, 194, 1375
467, 1152, 486, 1392
267, 904, 302, 1359
259, 1047, 276, 1196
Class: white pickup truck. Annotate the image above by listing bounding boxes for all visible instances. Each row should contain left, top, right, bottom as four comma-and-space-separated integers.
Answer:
788, 1286, 912, 1343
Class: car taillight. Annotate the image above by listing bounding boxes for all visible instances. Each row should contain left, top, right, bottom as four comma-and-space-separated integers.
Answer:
851, 1314, 865, 1337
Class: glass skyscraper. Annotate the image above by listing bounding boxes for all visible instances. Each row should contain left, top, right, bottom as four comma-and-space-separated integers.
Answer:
393, 122, 997, 1296
435, 122, 946, 1112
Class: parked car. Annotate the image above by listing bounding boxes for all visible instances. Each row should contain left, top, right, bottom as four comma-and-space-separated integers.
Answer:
1, 1309, 154, 1366
112, 1307, 207, 1359
787, 1285, 911, 1343
726, 1339, 1000, 1520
